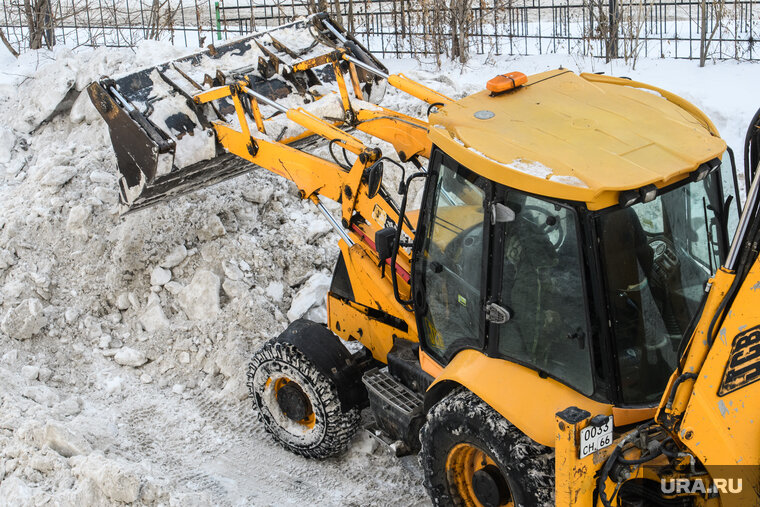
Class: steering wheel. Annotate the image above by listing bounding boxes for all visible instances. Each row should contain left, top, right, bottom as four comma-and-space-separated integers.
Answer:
648, 236, 680, 287
443, 222, 483, 278
423, 225, 482, 341
520, 205, 565, 249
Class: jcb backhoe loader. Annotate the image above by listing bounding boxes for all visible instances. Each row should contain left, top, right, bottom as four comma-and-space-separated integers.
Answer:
88, 13, 760, 506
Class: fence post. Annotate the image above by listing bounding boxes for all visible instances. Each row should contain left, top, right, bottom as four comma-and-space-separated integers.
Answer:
607, 0, 619, 60
215, 1, 222, 40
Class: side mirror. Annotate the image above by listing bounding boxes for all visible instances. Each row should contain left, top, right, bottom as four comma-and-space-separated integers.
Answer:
491, 203, 516, 224
375, 227, 396, 263
366, 161, 384, 199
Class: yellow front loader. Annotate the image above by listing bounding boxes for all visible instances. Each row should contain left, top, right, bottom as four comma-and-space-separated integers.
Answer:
89, 13, 760, 506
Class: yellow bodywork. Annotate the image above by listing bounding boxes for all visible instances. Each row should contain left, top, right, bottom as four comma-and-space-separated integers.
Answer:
429, 349, 612, 447
429, 70, 726, 210
679, 271, 760, 466
327, 241, 417, 363
661, 261, 760, 507
195, 59, 753, 504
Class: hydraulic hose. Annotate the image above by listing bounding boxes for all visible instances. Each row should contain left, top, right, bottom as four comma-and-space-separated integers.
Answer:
597, 421, 657, 507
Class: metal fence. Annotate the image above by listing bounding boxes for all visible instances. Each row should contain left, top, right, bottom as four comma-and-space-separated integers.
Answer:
1, 0, 758, 61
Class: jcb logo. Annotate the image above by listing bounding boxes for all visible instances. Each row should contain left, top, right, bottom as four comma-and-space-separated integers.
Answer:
718, 325, 760, 396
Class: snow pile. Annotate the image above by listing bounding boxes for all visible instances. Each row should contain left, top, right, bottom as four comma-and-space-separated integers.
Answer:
0, 42, 427, 506
1, 298, 48, 341
286, 271, 332, 323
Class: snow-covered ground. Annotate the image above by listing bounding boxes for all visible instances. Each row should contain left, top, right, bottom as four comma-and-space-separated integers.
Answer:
0, 38, 757, 506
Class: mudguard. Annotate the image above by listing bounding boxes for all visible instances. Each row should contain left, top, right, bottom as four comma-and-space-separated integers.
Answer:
275, 319, 368, 412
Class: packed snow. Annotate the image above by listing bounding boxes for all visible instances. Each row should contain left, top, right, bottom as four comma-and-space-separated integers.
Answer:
0, 33, 758, 506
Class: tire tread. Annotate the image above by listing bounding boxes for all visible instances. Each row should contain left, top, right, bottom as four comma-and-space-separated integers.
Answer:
420, 389, 555, 506
247, 339, 360, 459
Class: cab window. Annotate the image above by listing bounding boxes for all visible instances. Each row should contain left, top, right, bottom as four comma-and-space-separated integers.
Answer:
597, 171, 724, 404
496, 191, 594, 395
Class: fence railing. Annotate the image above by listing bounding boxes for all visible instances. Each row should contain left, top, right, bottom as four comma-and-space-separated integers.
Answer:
1, 0, 758, 63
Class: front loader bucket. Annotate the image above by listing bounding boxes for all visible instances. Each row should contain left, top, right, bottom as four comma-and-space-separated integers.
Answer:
88, 14, 388, 213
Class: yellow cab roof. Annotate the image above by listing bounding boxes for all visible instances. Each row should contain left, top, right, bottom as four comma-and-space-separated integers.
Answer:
427, 70, 726, 210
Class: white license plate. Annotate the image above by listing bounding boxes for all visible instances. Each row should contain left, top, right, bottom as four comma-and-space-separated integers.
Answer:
579, 416, 613, 459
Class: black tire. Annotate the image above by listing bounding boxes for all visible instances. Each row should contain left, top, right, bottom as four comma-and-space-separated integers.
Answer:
247, 339, 360, 459
420, 389, 554, 507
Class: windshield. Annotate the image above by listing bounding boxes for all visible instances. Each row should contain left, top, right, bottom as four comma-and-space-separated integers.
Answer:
598, 173, 724, 404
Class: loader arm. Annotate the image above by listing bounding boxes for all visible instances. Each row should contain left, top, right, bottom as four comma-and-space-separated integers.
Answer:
186, 77, 420, 273
89, 13, 454, 360
180, 48, 439, 289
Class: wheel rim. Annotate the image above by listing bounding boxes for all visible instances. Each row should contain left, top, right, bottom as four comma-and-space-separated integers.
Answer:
266, 376, 316, 429
445, 443, 514, 507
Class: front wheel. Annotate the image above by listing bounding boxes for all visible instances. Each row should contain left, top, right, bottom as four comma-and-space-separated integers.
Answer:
420, 389, 554, 507
247, 339, 360, 459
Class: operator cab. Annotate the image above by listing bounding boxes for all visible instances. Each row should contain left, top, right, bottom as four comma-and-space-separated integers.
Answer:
413, 148, 728, 406
412, 70, 731, 408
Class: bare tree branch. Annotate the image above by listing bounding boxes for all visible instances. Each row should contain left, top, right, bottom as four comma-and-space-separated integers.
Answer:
700, 0, 726, 66
0, 27, 20, 57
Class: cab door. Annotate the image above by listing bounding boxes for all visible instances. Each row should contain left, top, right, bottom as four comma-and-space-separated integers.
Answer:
413, 149, 494, 365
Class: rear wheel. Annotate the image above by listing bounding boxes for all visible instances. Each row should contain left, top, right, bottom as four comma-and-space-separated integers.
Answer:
420, 389, 554, 507
247, 339, 360, 459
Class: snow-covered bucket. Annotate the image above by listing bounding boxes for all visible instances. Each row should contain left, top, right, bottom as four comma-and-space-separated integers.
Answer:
87, 13, 387, 214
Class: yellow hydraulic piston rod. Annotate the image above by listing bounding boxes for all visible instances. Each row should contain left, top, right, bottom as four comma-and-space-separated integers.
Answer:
341, 54, 455, 107
321, 17, 453, 107
238, 85, 366, 155
320, 18, 450, 106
